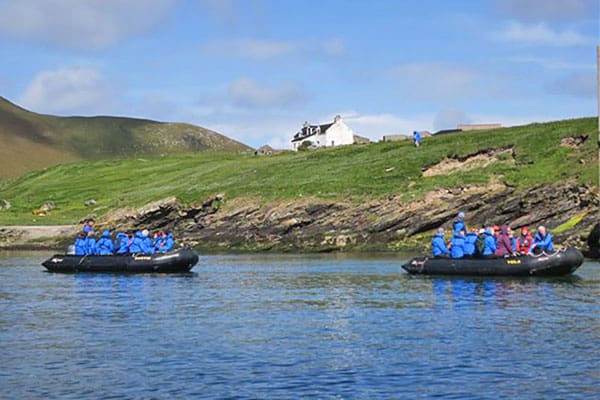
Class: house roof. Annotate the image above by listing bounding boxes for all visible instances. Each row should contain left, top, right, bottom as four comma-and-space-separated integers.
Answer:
292, 123, 334, 142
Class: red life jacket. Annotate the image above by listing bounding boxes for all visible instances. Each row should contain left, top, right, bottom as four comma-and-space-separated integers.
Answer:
516, 233, 533, 253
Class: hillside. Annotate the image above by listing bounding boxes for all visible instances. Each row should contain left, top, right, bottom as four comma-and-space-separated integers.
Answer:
0, 97, 252, 179
0, 117, 597, 252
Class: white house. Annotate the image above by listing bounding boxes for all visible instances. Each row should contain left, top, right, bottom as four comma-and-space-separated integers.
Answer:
291, 115, 356, 151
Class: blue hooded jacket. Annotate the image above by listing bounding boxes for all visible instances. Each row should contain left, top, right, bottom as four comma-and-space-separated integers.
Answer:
450, 232, 465, 259
164, 233, 174, 252
130, 231, 154, 254
482, 231, 497, 255
413, 131, 421, 143
96, 230, 114, 255
431, 233, 450, 257
154, 236, 166, 253
464, 232, 477, 255
115, 232, 130, 254
531, 232, 554, 253
75, 237, 87, 255
453, 220, 466, 235
84, 236, 97, 255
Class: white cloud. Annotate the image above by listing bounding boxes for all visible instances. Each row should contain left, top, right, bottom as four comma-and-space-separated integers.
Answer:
19, 66, 116, 115
202, 38, 345, 60
506, 55, 594, 70
433, 108, 472, 131
387, 63, 483, 99
546, 73, 596, 98
341, 112, 433, 140
495, 0, 598, 22
228, 78, 307, 109
0, 0, 174, 50
495, 22, 590, 46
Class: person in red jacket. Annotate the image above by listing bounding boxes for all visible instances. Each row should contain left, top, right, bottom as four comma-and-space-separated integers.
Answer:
516, 226, 533, 254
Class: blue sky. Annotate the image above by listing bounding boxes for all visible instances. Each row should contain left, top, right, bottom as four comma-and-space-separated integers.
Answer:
0, 0, 597, 148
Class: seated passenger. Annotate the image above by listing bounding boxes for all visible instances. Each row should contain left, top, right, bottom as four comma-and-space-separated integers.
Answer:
83, 218, 96, 234
153, 231, 167, 253
84, 231, 97, 255
74, 232, 87, 256
482, 226, 496, 257
164, 232, 175, 252
508, 227, 517, 252
516, 226, 533, 254
96, 230, 114, 255
452, 212, 467, 234
475, 228, 486, 256
529, 226, 554, 254
431, 228, 451, 258
129, 231, 145, 254
450, 229, 466, 259
463, 228, 478, 257
115, 231, 130, 254
494, 225, 514, 257
141, 229, 155, 255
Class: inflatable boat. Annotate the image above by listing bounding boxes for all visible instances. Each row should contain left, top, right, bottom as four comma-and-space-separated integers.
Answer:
402, 247, 584, 276
42, 248, 199, 274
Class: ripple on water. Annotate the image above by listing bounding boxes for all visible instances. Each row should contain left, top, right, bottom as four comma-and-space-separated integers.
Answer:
0, 254, 598, 399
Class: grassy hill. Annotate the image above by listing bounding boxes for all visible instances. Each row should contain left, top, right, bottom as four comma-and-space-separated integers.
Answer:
0, 117, 597, 226
0, 97, 252, 179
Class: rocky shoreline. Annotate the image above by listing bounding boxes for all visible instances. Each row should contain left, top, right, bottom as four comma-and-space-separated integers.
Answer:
4, 181, 597, 257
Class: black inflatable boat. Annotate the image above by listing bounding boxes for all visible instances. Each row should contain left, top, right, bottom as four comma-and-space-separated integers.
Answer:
42, 248, 199, 274
402, 247, 584, 276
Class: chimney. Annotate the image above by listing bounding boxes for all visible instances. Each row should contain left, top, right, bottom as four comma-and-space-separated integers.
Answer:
334, 115, 341, 123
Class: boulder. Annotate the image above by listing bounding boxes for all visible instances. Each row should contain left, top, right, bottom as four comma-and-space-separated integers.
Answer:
85, 199, 97, 207
0, 199, 11, 211
39, 201, 56, 212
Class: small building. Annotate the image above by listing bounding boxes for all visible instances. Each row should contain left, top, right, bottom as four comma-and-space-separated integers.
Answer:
457, 123, 502, 131
353, 134, 371, 145
382, 134, 410, 142
291, 115, 356, 151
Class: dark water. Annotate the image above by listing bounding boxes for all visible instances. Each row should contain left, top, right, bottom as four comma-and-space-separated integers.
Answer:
0, 252, 598, 399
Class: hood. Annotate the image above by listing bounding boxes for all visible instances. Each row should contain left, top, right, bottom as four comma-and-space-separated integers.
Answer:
116, 232, 127, 238
501, 225, 509, 235
452, 232, 464, 239
433, 233, 445, 239
101, 230, 111, 238
135, 231, 145, 238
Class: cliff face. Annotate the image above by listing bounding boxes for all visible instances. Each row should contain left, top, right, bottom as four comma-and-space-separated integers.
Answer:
98, 181, 598, 254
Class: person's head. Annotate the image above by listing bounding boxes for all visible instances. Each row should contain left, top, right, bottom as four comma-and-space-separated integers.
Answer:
507, 227, 514, 237
538, 226, 547, 236
471, 227, 479, 233
485, 225, 494, 234
87, 231, 95, 238
102, 230, 110, 237
493, 225, 500, 235
459, 229, 466, 236
521, 226, 529, 235
87, 218, 95, 226
437, 227, 445, 235
479, 228, 485, 234
457, 212, 465, 220
78, 231, 86, 238
142, 229, 149, 237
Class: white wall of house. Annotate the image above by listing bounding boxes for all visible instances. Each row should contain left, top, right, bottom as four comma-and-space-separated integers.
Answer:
291, 116, 355, 151
323, 119, 354, 147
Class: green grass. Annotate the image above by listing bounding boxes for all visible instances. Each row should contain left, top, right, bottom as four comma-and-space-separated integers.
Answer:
0, 117, 597, 225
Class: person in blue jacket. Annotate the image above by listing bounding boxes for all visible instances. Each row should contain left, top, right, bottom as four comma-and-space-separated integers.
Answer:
450, 230, 465, 259
453, 212, 467, 234
431, 228, 450, 258
164, 233, 175, 252
115, 231, 130, 254
529, 226, 554, 254
96, 230, 114, 255
153, 231, 167, 253
413, 131, 421, 147
74, 232, 87, 256
482, 226, 497, 257
463, 228, 478, 257
84, 231, 97, 255
130, 230, 152, 254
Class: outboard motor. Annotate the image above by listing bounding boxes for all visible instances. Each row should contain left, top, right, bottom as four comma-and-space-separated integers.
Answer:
67, 245, 76, 255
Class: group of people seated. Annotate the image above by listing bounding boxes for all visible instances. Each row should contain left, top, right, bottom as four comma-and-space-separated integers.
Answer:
432, 212, 554, 259
73, 219, 175, 256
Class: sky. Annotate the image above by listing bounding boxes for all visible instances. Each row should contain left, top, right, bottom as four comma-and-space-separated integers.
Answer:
0, 0, 598, 149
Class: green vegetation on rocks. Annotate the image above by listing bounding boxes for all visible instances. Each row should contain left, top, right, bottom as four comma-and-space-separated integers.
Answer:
0, 117, 596, 226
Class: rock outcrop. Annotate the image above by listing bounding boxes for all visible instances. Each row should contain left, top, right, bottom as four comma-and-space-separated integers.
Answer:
96, 182, 598, 254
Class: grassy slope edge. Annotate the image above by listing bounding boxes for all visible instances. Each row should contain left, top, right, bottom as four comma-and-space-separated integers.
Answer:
0, 117, 597, 225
